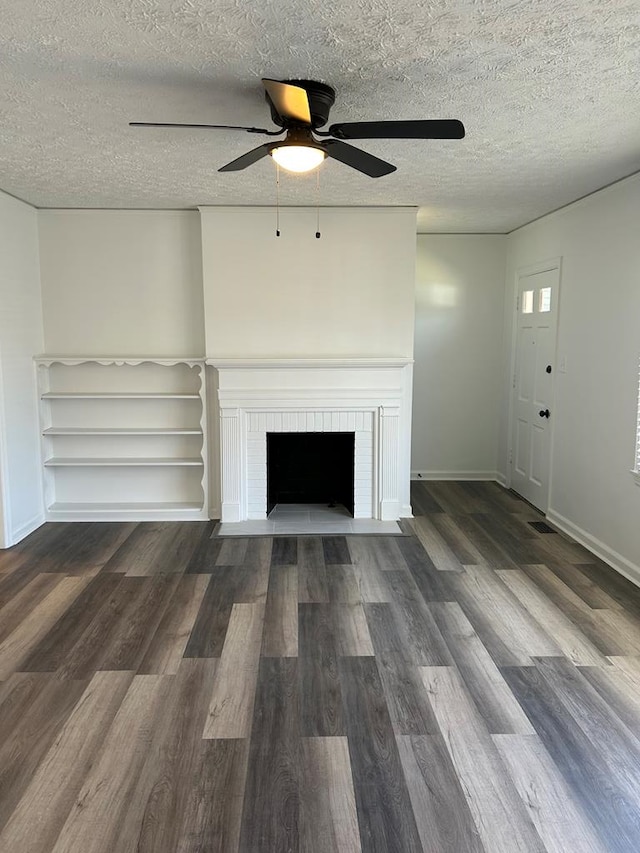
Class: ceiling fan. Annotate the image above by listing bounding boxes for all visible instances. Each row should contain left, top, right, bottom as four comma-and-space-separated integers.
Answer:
130, 78, 465, 178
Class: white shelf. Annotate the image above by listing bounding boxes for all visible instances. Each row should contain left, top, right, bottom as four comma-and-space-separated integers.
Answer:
46, 500, 207, 522
43, 427, 202, 436
48, 501, 203, 513
35, 356, 204, 368
42, 392, 199, 399
44, 457, 204, 467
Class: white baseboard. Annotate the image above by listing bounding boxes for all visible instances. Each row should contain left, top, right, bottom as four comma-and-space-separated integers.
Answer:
9, 512, 45, 547
546, 508, 640, 589
209, 505, 221, 521
496, 472, 509, 488
411, 471, 499, 482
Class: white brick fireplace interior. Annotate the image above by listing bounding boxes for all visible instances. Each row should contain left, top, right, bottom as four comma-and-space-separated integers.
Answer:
211, 359, 413, 523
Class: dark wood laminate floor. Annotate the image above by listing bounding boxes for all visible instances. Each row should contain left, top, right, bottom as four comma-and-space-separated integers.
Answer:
1, 482, 640, 851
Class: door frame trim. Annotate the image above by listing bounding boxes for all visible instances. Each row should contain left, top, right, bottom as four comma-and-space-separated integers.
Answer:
0, 354, 10, 549
506, 256, 562, 514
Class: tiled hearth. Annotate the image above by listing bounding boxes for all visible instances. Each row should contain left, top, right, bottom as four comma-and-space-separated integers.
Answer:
217, 502, 403, 536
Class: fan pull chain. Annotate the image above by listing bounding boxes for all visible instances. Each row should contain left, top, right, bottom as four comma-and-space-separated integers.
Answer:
275, 163, 281, 237
315, 169, 321, 239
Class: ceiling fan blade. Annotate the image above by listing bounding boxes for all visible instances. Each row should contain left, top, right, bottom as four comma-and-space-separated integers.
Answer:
130, 121, 281, 135
218, 143, 273, 172
262, 79, 312, 125
323, 140, 396, 178
327, 119, 465, 140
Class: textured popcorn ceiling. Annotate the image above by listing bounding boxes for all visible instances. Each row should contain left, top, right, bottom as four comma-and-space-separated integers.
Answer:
1, 0, 639, 231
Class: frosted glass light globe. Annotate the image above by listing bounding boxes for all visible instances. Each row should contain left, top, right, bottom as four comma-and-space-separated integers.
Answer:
271, 145, 326, 173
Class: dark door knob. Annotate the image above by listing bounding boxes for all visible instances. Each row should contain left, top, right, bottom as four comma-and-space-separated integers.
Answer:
539, 409, 550, 419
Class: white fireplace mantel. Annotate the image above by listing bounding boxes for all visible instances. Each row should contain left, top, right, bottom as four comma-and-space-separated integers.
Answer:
208, 357, 413, 369
208, 357, 414, 523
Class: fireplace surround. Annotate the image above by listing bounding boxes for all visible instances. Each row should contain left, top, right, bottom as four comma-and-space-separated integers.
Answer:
209, 358, 413, 523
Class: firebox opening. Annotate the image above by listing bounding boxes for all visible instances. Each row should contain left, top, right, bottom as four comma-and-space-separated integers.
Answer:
267, 432, 355, 517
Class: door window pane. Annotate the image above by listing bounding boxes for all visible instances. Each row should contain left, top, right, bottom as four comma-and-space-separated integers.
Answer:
539, 287, 552, 312
522, 290, 534, 314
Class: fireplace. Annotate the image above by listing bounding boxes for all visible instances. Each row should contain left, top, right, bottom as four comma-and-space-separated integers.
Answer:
267, 432, 355, 516
209, 358, 413, 523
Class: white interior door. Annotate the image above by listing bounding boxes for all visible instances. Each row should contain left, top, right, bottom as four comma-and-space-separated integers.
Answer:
510, 265, 560, 512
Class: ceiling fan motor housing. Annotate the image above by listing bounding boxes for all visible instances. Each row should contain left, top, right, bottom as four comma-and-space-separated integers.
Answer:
267, 80, 336, 128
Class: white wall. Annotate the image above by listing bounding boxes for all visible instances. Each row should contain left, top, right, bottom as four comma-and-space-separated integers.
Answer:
38, 211, 205, 357
201, 207, 417, 358
0, 190, 45, 547
412, 235, 506, 478
501, 173, 640, 579
201, 206, 417, 518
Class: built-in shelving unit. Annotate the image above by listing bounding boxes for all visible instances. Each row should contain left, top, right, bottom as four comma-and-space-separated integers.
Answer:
35, 357, 208, 521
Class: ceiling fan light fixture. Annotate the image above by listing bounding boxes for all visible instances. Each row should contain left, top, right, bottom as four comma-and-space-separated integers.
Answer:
133, 78, 465, 178
270, 144, 325, 173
